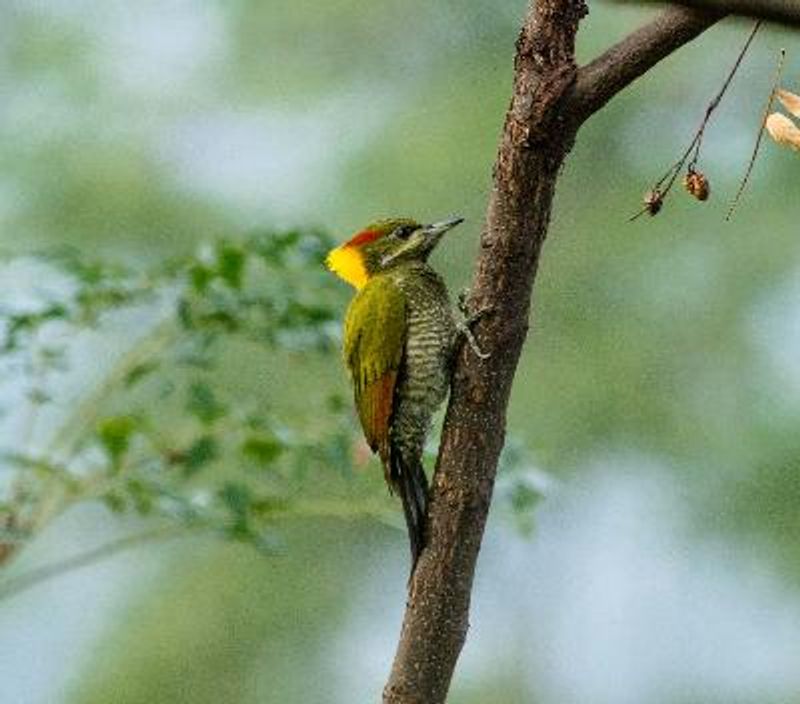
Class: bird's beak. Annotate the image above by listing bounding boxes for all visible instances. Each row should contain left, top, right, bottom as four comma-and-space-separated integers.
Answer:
380, 217, 464, 267
420, 217, 464, 245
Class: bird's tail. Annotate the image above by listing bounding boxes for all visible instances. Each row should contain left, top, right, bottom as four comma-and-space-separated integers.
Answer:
390, 448, 429, 572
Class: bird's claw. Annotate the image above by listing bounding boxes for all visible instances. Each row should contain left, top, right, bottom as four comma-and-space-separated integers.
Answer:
465, 304, 493, 328
456, 295, 493, 360
459, 289, 494, 323
458, 289, 470, 316
458, 288, 469, 316
461, 324, 490, 360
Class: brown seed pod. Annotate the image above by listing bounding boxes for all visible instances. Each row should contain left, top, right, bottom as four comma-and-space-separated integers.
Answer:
643, 189, 664, 216
683, 169, 710, 201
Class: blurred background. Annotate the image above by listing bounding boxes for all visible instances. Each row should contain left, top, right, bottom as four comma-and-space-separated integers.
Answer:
1, 1, 800, 702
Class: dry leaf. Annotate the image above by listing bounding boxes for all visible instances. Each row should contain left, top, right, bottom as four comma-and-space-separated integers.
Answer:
776, 88, 800, 118
765, 112, 800, 151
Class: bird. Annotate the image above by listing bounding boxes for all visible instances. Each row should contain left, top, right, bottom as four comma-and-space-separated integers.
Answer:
326, 216, 470, 570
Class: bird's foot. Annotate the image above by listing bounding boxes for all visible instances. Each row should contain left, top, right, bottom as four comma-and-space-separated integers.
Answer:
464, 305, 494, 328
459, 322, 490, 360
457, 289, 472, 318
456, 290, 493, 360
458, 289, 493, 324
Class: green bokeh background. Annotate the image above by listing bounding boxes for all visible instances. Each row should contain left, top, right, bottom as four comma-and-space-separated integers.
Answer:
1, 2, 800, 703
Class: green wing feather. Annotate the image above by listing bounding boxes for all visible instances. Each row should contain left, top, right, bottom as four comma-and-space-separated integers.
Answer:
343, 276, 406, 467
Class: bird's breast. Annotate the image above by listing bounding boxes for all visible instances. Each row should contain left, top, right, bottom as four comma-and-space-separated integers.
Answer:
395, 270, 456, 407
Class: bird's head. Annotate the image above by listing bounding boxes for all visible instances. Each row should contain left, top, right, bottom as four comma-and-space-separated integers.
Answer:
325, 216, 463, 289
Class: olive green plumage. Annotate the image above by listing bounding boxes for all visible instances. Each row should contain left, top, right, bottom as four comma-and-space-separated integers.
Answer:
327, 217, 463, 569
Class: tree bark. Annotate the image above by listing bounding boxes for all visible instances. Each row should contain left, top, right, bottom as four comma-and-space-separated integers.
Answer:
569, 5, 726, 121
624, 0, 800, 25
383, 4, 722, 703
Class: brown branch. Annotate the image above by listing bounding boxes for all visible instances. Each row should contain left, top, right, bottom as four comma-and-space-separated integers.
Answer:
569, 5, 725, 122
383, 3, 723, 703
620, 0, 800, 25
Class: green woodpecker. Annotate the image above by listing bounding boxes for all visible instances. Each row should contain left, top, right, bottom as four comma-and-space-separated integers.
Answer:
326, 217, 464, 568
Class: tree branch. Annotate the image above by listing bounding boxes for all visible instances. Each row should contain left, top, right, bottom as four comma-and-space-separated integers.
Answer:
0, 525, 182, 602
383, 3, 723, 702
570, 6, 724, 122
622, 0, 800, 25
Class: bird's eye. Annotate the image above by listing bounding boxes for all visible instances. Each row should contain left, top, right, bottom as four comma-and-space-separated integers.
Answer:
394, 225, 415, 240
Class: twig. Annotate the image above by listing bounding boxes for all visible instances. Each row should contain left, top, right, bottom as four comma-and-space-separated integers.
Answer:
570, 6, 725, 121
46, 316, 177, 463
0, 495, 400, 603
616, 0, 800, 27
726, 47, 786, 220
0, 525, 184, 602
628, 19, 761, 219
383, 3, 724, 702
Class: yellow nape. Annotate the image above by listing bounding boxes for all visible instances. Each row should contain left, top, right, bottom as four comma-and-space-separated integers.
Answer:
326, 245, 369, 289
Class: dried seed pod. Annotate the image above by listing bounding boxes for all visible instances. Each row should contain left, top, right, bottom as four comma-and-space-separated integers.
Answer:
643, 189, 664, 216
683, 169, 710, 201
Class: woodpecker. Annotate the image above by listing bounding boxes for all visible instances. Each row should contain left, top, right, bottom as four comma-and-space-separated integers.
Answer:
326, 217, 467, 569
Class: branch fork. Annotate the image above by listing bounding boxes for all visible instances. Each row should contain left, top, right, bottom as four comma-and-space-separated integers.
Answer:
384, 4, 723, 702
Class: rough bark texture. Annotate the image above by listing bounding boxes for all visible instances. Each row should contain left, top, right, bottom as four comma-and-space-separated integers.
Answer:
629, 0, 800, 25
383, 4, 722, 703
569, 5, 726, 122
383, 4, 586, 702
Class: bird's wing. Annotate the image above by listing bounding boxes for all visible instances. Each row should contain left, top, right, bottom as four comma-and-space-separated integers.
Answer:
343, 277, 407, 464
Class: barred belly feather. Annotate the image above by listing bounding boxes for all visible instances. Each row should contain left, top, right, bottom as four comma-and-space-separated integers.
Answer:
391, 265, 456, 459
341, 256, 457, 570
385, 264, 456, 567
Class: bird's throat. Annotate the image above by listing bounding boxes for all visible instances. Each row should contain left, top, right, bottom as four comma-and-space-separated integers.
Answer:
326, 245, 369, 289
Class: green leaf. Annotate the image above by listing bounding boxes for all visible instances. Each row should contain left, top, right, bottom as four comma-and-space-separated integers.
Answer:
252, 230, 299, 264
3, 304, 70, 351
241, 434, 283, 466
26, 388, 51, 405
183, 435, 218, 476
219, 482, 251, 516
189, 263, 213, 293
97, 416, 138, 470
125, 478, 154, 515
177, 298, 193, 329
249, 496, 289, 518
39, 345, 68, 371
124, 360, 160, 387
510, 482, 541, 515
326, 393, 347, 412
216, 242, 245, 289
218, 482, 253, 538
101, 490, 127, 514
186, 382, 226, 425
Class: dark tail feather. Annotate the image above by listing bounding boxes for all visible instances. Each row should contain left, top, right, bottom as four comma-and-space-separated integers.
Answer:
391, 449, 429, 572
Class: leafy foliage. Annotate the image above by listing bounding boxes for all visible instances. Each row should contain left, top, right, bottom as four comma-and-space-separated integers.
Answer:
0, 229, 368, 562
0, 226, 545, 574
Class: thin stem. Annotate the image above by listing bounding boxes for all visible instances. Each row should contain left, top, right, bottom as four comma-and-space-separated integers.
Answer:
630, 19, 761, 219
688, 19, 760, 167
0, 524, 184, 602
20, 341, 45, 452
0, 315, 177, 571
47, 315, 177, 462
663, 19, 759, 185
0, 497, 397, 602
726, 47, 786, 220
